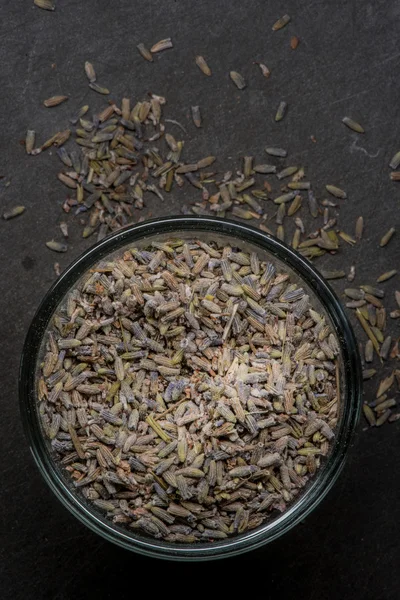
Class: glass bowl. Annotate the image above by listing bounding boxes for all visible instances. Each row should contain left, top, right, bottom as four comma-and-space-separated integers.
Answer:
19, 216, 362, 560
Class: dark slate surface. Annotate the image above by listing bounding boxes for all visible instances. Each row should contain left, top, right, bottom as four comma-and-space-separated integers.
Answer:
0, 1, 399, 597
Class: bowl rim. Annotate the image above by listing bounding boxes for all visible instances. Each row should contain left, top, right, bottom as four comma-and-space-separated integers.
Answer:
19, 215, 362, 560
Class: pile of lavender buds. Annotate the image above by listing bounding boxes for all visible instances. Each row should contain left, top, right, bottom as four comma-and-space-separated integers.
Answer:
38, 237, 340, 542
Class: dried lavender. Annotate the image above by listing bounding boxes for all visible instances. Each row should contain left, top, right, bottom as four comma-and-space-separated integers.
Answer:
38, 239, 340, 542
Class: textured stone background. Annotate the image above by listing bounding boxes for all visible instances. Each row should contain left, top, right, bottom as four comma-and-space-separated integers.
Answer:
0, 1, 399, 596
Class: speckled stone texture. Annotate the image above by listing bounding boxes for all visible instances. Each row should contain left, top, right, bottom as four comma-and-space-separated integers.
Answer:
0, 1, 399, 597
